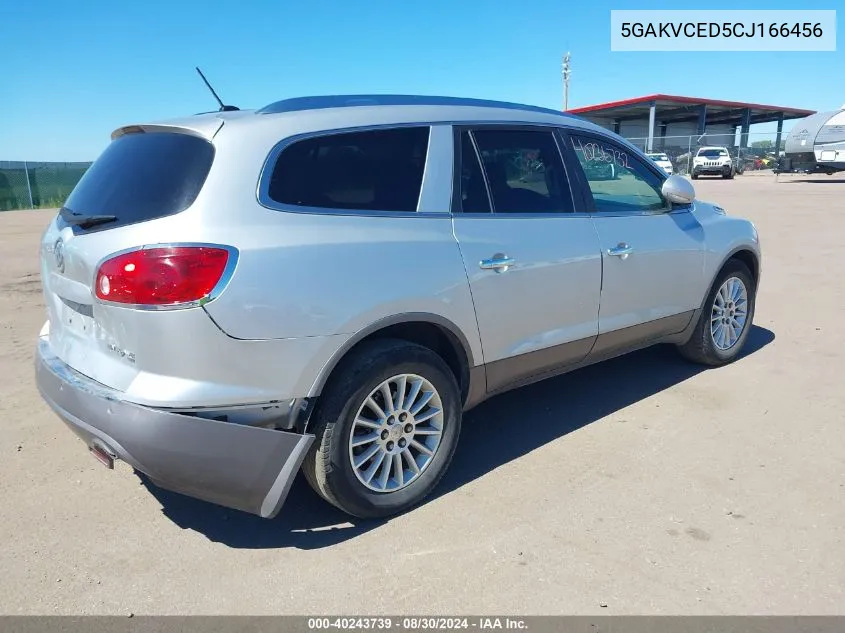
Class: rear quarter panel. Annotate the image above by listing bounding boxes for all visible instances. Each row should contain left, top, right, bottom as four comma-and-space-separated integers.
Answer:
198, 119, 484, 366
201, 212, 479, 342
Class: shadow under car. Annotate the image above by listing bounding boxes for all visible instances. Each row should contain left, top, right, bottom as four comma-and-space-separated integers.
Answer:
139, 325, 775, 550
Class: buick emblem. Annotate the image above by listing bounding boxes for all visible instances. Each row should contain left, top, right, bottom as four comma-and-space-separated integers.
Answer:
54, 239, 65, 273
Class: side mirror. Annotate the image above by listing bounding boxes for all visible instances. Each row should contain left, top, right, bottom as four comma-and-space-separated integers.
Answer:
662, 174, 695, 205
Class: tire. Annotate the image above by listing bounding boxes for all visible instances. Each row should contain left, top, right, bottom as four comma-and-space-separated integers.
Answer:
677, 260, 756, 366
691, 171, 699, 180
302, 338, 462, 519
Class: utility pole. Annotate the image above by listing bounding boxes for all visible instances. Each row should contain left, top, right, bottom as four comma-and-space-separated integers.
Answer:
562, 52, 571, 111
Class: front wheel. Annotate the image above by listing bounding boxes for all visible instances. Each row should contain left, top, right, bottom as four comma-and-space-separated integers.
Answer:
677, 260, 756, 366
303, 339, 462, 519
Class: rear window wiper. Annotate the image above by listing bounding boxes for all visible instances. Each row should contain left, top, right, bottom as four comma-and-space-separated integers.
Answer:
60, 208, 118, 229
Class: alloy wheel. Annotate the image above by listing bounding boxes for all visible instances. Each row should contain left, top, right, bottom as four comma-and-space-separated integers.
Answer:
348, 374, 444, 493
711, 276, 749, 350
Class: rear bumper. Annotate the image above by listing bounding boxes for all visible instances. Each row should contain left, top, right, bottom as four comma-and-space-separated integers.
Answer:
35, 336, 314, 519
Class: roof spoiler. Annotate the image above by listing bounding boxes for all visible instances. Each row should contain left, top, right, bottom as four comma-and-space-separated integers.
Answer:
110, 118, 226, 141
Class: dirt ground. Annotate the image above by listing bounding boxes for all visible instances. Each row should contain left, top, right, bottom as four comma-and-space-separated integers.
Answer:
1, 174, 843, 615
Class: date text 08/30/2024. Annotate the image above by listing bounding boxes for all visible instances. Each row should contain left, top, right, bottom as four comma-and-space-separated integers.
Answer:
307, 617, 528, 631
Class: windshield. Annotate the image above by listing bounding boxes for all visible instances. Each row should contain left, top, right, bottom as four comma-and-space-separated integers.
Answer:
698, 149, 728, 158
649, 154, 669, 161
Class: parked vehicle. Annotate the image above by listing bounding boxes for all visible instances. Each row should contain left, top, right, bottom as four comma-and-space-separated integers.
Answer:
646, 152, 674, 175
780, 107, 845, 175
691, 146, 735, 179
36, 95, 762, 520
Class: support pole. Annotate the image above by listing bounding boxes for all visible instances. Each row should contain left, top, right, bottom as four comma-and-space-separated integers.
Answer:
646, 102, 656, 153
687, 136, 692, 175
740, 108, 751, 149
562, 53, 571, 112
697, 104, 707, 136
23, 161, 34, 209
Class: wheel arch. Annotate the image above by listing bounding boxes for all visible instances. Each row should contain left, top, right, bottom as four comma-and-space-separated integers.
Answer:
307, 313, 480, 408
725, 247, 759, 287
700, 245, 761, 313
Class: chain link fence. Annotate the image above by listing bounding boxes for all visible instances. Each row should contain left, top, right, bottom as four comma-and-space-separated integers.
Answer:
624, 131, 788, 176
0, 161, 92, 211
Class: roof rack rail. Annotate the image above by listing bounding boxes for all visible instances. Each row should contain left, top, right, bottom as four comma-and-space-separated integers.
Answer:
257, 94, 572, 117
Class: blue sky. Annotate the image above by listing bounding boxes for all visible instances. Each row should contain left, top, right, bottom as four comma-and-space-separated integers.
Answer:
2, 0, 841, 161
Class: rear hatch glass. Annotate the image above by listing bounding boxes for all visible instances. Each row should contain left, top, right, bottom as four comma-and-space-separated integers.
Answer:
40, 130, 214, 390
59, 131, 214, 233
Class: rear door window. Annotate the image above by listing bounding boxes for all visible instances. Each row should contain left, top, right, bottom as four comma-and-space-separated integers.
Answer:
467, 127, 574, 214
267, 127, 430, 212
60, 131, 215, 233
456, 130, 492, 213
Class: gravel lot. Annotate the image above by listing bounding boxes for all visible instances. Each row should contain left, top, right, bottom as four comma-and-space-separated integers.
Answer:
1, 174, 843, 615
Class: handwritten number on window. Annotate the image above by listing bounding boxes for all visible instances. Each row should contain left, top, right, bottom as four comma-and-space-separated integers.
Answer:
572, 138, 629, 170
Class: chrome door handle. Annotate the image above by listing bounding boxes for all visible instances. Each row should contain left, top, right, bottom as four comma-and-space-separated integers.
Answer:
479, 255, 516, 272
607, 243, 633, 259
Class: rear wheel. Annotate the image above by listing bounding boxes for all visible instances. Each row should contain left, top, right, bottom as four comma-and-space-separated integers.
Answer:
303, 339, 461, 519
677, 260, 756, 366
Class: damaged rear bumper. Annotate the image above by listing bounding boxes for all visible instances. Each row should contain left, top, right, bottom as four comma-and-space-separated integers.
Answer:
35, 336, 314, 519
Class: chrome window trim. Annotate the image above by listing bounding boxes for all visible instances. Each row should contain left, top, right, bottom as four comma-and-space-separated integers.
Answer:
256, 120, 587, 219
91, 242, 240, 312
587, 207, 694, 219
466, 128, 494, 214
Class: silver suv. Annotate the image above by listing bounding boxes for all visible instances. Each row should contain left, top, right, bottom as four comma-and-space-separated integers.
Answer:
36, 95, 761, 520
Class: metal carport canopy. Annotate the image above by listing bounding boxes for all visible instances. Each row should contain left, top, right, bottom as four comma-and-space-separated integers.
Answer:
566, 94, 815, 152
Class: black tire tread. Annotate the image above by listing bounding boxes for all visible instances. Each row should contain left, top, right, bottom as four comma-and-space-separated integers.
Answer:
677, 259, 755, 366
302, 338, 460, 519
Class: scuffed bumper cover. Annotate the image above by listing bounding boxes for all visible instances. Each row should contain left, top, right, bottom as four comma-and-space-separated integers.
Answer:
35, 337, 314, 519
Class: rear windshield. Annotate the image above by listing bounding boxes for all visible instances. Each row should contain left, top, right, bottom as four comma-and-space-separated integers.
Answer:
60, 131, 214, 232
698, 149, 728, 158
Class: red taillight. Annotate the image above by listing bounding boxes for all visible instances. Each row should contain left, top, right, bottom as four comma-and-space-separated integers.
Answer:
95, 246, 231, 306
